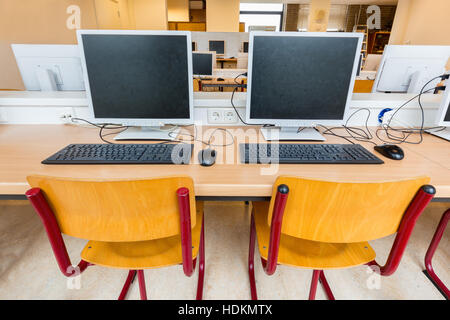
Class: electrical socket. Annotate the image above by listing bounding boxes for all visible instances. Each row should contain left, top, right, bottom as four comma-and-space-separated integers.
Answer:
0, 109, 7, 123
207, 108, 239, 124
58, 107, 74, 124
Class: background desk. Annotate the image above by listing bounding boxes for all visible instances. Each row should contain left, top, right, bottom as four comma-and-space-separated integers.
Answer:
0, 125, 449, 200
216, 58, 237, 69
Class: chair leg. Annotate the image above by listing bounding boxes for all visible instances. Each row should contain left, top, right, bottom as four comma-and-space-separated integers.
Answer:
137, 270, 147, 300
423, 209, 449, 299
118, 270, 137, 300
196, 217, 205, 300
248, 214, 258, 300
309, 270, 320, 300
319, 270, 336, 300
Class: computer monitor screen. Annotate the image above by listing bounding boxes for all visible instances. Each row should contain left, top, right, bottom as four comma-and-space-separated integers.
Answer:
209, 40, 224, 54
192, 52, 213, 76
243, 42, 249, 53
247, 33, 362, 125
78, 31, 193, 125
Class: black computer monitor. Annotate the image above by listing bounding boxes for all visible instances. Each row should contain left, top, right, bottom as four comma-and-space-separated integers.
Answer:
246, 33, 362, 141
209, 40, 225, 54
192, 52, 213, 76
243, 41, 249, 53
78, 31, 194, 140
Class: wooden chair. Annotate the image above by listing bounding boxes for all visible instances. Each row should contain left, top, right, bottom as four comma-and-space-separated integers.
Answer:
423, 208, 449, 299
248, 176, 435, 300
26, 175, 205, 300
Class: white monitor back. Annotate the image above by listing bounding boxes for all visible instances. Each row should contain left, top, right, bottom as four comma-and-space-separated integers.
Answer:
363, 54, 382, 71
11, 44, 85, 91
372, 45, 450, 94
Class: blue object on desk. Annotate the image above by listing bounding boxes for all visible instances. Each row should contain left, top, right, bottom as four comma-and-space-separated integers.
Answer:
378, 108, 393, 124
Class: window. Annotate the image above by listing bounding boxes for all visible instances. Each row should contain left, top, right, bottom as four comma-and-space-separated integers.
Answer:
239, 3, 284, 32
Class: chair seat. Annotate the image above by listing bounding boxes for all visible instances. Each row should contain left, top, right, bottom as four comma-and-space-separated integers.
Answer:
81, 202, 204, 270
252, 201, 376, 270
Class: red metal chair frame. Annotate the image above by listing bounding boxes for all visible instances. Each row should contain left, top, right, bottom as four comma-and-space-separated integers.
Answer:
25, 186, 205, 300
248, 184, 435, 300
422, 209, 449, 300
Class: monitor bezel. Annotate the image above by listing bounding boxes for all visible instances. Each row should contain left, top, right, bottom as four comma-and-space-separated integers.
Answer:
436, 78, 450, 126
192, 51, 215, 77
77, 29, 194, 127
245, 31, 363, 127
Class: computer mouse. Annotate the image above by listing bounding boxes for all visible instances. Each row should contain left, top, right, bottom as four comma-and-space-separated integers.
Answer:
217, 78, 225, 81
198, 148, 217, 166
374, 144, 404, 160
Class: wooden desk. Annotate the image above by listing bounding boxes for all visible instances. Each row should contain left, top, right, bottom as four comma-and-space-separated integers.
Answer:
0, 125, 449, 200
216, 58, 237, 69
200, 79, 245, 92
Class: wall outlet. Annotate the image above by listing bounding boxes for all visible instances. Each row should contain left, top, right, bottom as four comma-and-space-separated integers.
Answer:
58, 107, 74, 124
207, 108, 239, 124
0, 109, 7, 123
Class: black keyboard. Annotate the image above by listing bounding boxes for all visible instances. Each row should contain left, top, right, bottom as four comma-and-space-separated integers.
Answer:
240, 143, 384, 164
42, 143, 193, 164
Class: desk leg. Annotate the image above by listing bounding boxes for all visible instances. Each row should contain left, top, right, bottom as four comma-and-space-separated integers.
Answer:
423, 209, 449, 300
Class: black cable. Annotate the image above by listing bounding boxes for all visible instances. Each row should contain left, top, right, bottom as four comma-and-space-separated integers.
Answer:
376, 86, 440, 145
315, 124, 356, 144
168, 125, 235, 148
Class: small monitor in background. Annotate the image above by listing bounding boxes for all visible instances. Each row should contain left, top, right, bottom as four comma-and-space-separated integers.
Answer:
77, 30, 194, 141
372, 45, 450, 94
192, 52, 214, 77
192, 41, 197, 51
243, 41, 249, 53
209, 40, 225, 55
11, 44, 85, 91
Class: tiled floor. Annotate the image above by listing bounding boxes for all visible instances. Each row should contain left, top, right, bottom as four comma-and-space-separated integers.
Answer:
0, 200, 448, 300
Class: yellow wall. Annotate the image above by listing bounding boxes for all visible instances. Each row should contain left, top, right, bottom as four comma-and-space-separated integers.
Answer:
206, 0, 239, 32
308, 0, 331, 32
390, 0, 450, 45
130, 0, 168, 30
0, 0, 98, 90
95, 0, 122, 29
167, 0, 189, 22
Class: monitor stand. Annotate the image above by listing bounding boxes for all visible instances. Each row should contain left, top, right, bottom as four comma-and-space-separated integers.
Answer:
114, 126, 181, 141
425, 127, 450, 141
261, 126, 326, 141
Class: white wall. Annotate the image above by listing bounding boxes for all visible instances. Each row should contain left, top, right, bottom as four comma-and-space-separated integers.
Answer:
0, 91, 444, 128
192, 32, 249, 58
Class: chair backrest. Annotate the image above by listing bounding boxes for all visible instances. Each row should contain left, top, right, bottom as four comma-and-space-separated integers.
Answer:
27, 175, 196, 242
267, 176, 430, 243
